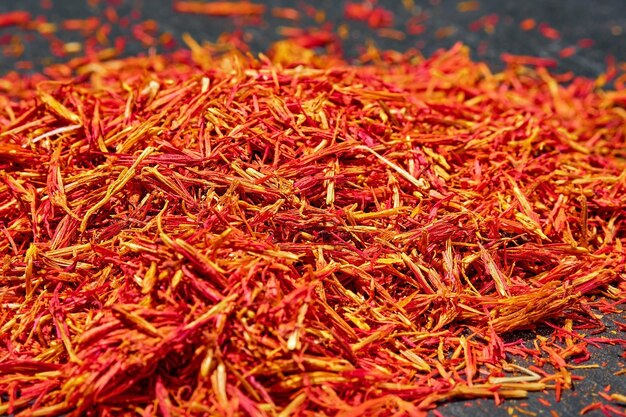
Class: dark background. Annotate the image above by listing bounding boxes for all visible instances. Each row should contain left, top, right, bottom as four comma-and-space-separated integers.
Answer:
0, 1, 625, 416
0, 0, 625, 77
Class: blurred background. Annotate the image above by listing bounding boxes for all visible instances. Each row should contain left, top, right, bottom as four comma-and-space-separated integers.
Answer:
0, 0, 624, 77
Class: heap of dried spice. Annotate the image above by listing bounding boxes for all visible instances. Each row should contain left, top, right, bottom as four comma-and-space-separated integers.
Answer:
0, 40, 625, 416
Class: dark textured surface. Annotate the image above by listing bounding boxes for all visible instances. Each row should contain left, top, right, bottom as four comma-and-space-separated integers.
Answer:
0, 1, 624, 416
436, 340, 626, 417
0, 0, 625, 76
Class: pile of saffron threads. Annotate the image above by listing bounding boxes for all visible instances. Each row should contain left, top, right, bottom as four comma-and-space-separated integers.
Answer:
0, 41, 625, 416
